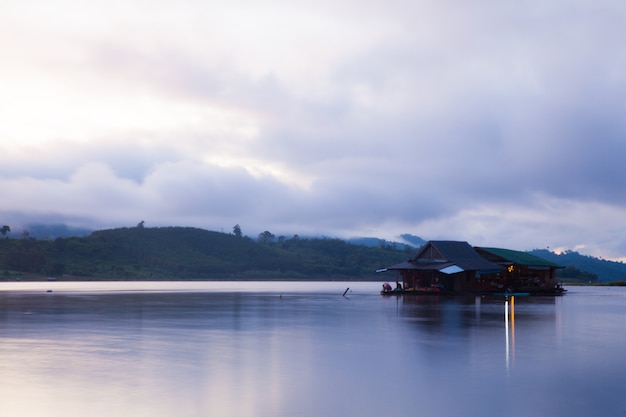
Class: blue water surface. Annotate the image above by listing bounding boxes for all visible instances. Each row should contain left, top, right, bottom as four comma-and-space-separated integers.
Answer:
0, 282, 624, 417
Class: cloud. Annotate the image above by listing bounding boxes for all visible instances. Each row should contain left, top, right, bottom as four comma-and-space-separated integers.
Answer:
1, 0, 626, 259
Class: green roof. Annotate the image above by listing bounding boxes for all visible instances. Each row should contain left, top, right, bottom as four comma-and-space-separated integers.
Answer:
477, 247, 563, 268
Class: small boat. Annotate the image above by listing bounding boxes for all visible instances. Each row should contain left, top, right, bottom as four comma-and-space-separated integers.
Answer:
381, 287, 447, 296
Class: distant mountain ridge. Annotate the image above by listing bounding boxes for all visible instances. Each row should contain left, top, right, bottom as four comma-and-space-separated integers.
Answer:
7, 224, 92, 239
528, 249, 626, 282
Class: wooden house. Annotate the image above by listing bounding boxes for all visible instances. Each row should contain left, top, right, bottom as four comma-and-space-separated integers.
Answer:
474, 247, 564, 294
385, 241, 503, 293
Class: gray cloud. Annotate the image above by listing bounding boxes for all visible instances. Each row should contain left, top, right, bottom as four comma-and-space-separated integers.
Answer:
2, 0, 626, 259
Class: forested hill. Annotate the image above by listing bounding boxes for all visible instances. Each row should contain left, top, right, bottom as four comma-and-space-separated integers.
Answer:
529, 249, 626, 282
3, 225, 623, 282
0, 227, 413, 280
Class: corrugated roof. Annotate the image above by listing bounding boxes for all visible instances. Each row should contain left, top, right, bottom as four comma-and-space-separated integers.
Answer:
413, 241, 503, 272
477, 247, 563, 268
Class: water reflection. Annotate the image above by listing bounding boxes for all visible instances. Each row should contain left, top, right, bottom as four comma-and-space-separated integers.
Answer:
505, 296, 514, 372
0, 283, 624, 417
391, 294, 564, 378
397, 294, 556, 330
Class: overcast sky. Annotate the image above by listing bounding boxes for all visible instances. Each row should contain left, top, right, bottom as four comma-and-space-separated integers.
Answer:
2, 0, 626, 259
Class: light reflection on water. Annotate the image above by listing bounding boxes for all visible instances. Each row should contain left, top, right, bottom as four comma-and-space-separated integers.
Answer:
0, 282, 624, 417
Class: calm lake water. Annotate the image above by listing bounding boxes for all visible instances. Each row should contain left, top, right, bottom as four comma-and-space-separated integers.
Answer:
0, 282, 624, 417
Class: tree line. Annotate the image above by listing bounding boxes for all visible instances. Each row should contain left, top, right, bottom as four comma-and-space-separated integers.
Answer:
0, 226, 413, 281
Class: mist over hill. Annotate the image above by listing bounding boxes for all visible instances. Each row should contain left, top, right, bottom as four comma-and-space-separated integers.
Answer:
346, 234, 426, 249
